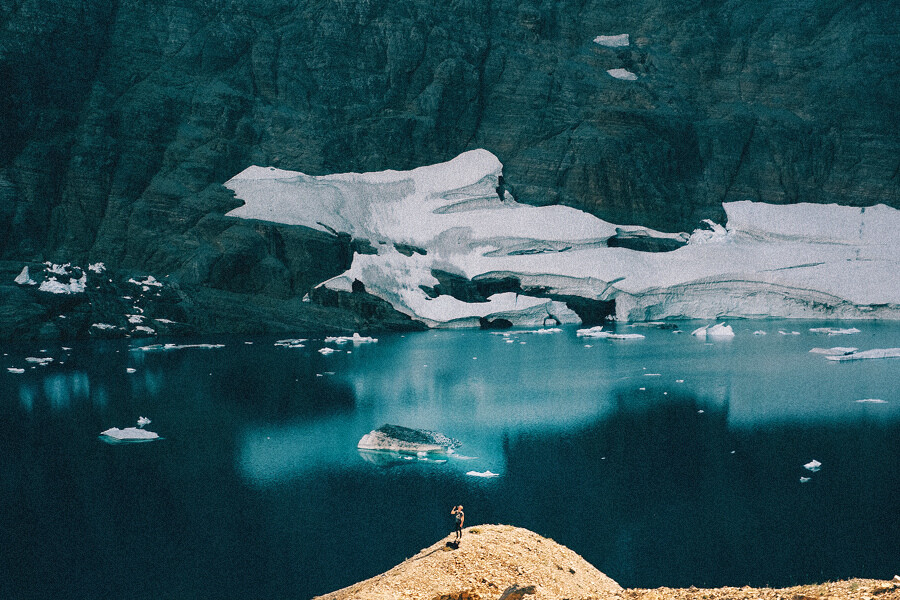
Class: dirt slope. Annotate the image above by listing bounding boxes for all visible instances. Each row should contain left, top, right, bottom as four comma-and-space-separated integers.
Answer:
313, 525, 900, 600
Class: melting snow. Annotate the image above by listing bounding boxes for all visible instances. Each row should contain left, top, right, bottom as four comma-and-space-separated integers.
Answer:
594, 34, 630, 47
225, 150, 900, 327
606, 68, 638, 81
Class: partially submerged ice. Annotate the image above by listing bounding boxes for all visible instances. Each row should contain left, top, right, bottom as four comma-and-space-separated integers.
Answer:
825, 348, 900, 362
100, 417, 159, 443
358, 424, 460, 455
225, 150, 900, 327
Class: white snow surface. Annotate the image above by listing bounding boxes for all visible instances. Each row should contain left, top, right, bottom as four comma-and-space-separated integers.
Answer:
594, 34, 630, 47
14, 266, 35, 285
225, 150, 900, 326
825, 348, 900, 362
100, 427, 159, 441
607, 68, 638, 81
324, 333, 378, 345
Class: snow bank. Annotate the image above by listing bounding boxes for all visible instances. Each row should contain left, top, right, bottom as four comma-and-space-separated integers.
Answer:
606, 68, 638, 81
594, 34, 630, 47
225, 150, 900, 326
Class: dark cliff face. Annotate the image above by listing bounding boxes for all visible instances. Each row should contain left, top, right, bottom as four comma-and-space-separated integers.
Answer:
1, 0, 898, 336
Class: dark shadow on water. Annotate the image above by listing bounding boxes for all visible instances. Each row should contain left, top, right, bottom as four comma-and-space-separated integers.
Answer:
497, 385, 900, 589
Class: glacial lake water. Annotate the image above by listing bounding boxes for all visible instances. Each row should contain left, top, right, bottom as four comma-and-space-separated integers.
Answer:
1, 322, 899, 599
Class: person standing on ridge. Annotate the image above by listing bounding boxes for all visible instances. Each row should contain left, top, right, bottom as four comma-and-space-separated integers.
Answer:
451, 505, 465, 543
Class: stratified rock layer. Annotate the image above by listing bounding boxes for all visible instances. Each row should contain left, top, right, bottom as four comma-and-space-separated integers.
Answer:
1, 0, 898, 336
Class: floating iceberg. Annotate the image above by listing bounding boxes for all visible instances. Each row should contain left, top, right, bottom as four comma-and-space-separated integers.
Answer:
692, 323, 734, 339
99, 427, 160, 442
131, 343, 225, 352
14, 266, 36, 285
466, 470, 501, 478
225, 151, 900, 327
318, 347, 337, 355
825, 348, 900, 362
804, 460, 822, 472
576, 326, 644, 340
324, 333, 378, 344
358, 424, 460, 456
7, 367, 25, 374
25, 357, 53, 366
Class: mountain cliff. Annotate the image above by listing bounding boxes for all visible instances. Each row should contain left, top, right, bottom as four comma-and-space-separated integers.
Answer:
2, 0, 898, 338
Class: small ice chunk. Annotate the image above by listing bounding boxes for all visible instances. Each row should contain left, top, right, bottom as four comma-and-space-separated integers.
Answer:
92, 323, 118, 331
576, 326, 644, 340
778, 330, 800, 336
753, 330, 767, 335
7, 367, 25, 374
14, 266, 36, 285
318, 347, 337, 355
593, 33, 630, 47
88, 262, 106, 273
809, 327, 861, 336
39, 273, 87, 294
800, 477, 811, 483
607, 68, 638, 81
804, 460, 822, 472
466, 470, 501, 478
127, 315, 144, 324
126, 368, 136, 374
137, 416, 151, 428
855, 398, 887, 404
275, 339, 307, 348
133, 326, 156, 335
25, 357, 53, 365
324, 332, 378, 344
128, 276, 162, 288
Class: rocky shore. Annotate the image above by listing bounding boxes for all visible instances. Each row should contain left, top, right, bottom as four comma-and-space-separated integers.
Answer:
313, 525, 899, 600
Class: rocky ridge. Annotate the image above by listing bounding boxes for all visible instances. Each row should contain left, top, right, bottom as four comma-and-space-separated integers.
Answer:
313, 525, 900, 600
1, 0, 898, 337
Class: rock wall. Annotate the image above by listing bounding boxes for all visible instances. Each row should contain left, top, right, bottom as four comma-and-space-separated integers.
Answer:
1, 0, 898, 336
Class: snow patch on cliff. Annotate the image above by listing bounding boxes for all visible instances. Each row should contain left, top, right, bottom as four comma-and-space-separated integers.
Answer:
607, 68, 638, 81
225, 150, 900, 326
594, 34, 630, 47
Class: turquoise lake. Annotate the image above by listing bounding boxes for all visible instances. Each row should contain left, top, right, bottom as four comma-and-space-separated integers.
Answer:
1, 322, 899, 599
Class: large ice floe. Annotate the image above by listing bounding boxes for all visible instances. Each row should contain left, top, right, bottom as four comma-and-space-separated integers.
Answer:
99, 417, 160, 443
225, 149, 900, 327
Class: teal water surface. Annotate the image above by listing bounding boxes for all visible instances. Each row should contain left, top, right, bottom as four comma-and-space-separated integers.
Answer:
1, 322, 898, 599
